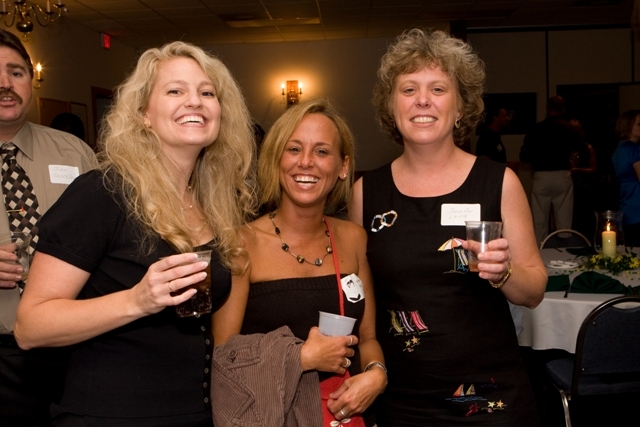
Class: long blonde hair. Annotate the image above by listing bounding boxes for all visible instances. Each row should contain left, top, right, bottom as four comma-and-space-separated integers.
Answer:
98, 41, 256, 272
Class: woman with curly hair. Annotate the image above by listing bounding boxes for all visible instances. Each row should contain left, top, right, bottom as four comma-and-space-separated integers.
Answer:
349, 29, 545, 425
14, 41, 255, 426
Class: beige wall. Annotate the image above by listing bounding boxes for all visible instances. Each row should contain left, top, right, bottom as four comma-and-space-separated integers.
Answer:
207, 27, 639, 174
8, 21, 637, 174
208, 38, 404, 173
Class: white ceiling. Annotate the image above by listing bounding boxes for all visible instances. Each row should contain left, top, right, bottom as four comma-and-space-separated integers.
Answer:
18, 0, 639, 49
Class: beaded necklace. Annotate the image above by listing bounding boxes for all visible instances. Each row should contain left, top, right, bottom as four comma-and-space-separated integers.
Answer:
269, 211, 332, 266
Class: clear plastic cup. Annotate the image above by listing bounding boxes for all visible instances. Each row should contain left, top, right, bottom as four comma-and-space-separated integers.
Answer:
465, 221, 502, 272
171, 250, 212, 318
0, 232, 31, 281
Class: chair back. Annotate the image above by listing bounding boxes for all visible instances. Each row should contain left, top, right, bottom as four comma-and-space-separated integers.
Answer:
571, 296, 640, 396
540, 229, 591, 249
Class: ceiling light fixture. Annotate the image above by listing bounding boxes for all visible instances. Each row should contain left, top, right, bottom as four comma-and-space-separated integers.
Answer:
225, 17, 320, 28
0, 0, 68, 41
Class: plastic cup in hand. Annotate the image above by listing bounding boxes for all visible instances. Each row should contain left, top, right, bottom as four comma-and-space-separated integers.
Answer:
465, 221, 502, 272
0, 232, 31, 281
318, 311, 357, 336
172, 250, 212, 318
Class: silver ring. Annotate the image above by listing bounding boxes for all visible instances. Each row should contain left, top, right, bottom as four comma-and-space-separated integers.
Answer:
348, 336, 353, 346
342, 357, 351, 368
167, 282, 174, 293
340, 409, 348, 418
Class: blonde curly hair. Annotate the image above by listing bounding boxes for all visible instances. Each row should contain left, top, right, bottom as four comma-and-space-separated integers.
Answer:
97, 41, 256, 273
373, 28, 485, 146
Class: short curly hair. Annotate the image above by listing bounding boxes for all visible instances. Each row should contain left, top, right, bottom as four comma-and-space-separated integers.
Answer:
373, 28, 485, 146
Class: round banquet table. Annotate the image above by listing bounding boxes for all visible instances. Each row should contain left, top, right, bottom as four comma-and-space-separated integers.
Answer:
516, 248, 639, 353
517, 291, 620, 352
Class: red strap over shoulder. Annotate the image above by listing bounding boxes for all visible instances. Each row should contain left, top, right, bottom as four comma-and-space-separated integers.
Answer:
324, 218, 344, 316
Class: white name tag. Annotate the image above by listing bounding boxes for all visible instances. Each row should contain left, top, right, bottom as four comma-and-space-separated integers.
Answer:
341, 273, 364, 303
440, 203, 481, 226
48, 165, 80, 184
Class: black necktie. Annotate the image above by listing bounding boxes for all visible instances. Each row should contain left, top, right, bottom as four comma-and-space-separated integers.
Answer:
1, 142, 40, 254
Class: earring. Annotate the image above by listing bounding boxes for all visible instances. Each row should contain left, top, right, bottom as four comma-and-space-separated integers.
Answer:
144, 122, 151, 129
343, 173, 347, 179
454, 118, 461, 129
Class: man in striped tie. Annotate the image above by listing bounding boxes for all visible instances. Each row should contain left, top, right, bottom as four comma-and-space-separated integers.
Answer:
0, 29, 96, 427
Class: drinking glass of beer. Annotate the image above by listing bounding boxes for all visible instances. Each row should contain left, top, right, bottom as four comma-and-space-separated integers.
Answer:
170, 249, 212, 318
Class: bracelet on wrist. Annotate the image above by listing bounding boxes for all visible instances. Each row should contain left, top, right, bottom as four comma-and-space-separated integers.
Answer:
364, 361, 387, 374
488, 262, 512, 289
364, 361, 388, 392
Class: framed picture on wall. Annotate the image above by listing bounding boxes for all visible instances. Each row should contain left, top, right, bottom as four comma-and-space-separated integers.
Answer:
481, 92, 537, 135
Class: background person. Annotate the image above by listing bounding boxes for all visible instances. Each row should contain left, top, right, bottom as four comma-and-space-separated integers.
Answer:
349, 28, 546, 426
213, 99, 386, 426
568, 118, 598, 242
0, 29, 96, 427
520, 95, 583, 244
49, 112, 86, 143
14, 41, 255, 427
476, 104, 510, 163
612, 109, 640, 248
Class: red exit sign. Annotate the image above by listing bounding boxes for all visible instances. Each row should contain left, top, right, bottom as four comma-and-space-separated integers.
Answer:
101, 33, 111, 50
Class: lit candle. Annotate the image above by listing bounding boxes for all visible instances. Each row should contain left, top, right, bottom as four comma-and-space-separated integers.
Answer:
602, 222, 616, 257
298, 82, 303, 94
281, 83, 285, 96
35, 63, 42, 81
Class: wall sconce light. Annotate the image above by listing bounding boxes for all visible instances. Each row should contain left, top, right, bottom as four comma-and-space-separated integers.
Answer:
33, 62, 42, 88
281, 80, 302, 107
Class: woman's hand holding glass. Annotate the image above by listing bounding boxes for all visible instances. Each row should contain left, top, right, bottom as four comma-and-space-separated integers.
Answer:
300, 326, 358, 374
132, 252, 208, 316
462, 237, 511, 283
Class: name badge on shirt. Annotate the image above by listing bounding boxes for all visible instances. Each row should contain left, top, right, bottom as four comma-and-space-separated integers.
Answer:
440, 203, 481, 226
341, 273, 364, 303
49, 165, 80, 185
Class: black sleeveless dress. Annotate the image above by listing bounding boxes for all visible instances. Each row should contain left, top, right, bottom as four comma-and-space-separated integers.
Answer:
362, 158, 539, 426
240, 275, 365, 375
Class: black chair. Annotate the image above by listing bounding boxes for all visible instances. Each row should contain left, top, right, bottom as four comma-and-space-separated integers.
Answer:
545, 296, 640, 427
540, 229, 591, 249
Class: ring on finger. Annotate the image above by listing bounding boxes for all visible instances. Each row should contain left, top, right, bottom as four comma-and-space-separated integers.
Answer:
340, 408, 348, 418
348, 336, 353, 346
167, 282, 174, 293
342, 357, 351, 368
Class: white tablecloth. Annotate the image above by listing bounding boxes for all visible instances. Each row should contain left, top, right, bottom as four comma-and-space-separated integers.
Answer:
516, 248, 639, 352
517, 291, 619, 352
